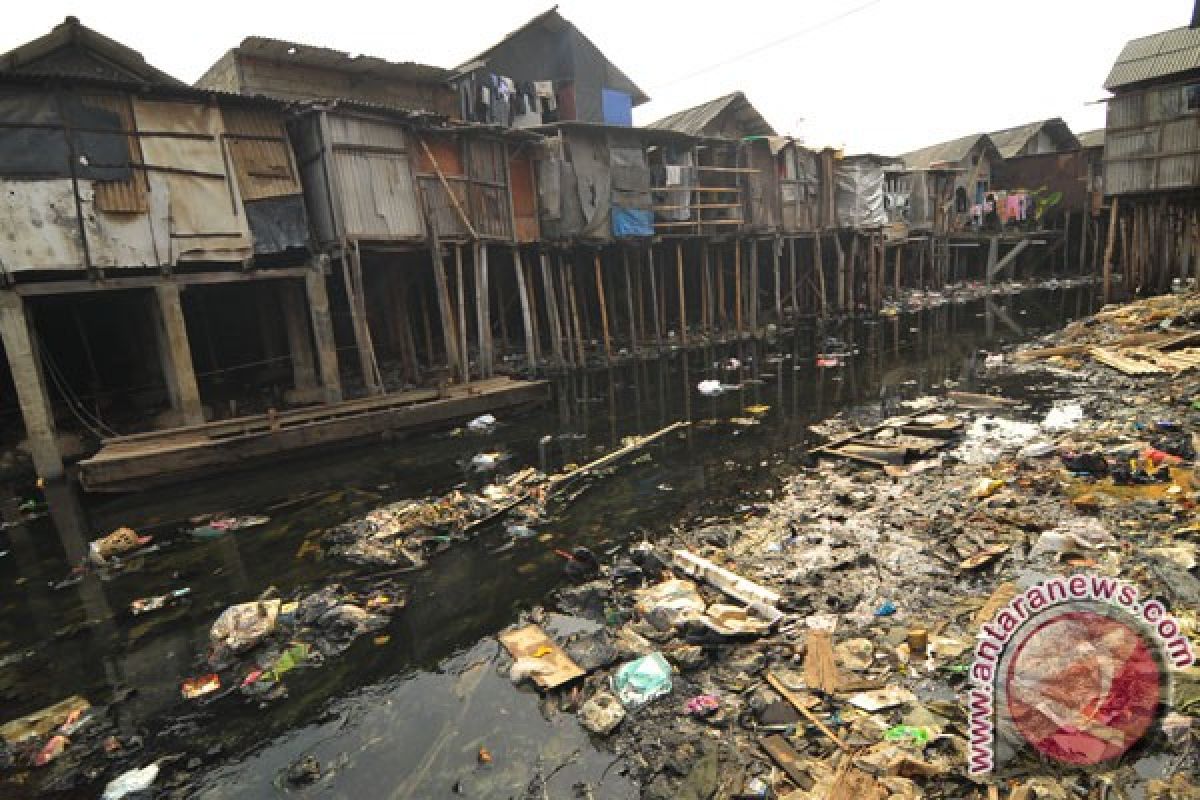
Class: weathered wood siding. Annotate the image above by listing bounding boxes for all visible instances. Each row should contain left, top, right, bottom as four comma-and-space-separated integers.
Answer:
1105, 79, 1200, 195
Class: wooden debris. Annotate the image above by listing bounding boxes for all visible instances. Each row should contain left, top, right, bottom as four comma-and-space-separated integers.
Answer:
1089, 347, 1165, 375
766, 671, 849, 751
947, 391, 1019, 409
974, 582, 1018, 625
958, 543, 1010, 570
802, 631, 843, 694
828, 760, 889, 800
760, 734, 810, 787
497, 625, 584, 691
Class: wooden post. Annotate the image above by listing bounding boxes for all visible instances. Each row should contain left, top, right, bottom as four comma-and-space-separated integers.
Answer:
565, 252, 586, 365
773, 236, 783, 322
594, 249, 613, 363
734, 238, 744, 337
676, 240, 687, 347
0, 293, 63, 479
474, 242, 493, 378
832, 232, 845, 312
846, 233, 858, 312
539, 251, 565, 366
648, 244, 663, 349
700, 244, 711, 332
1063, 211, 1072, 274
716, 244, 727, 329
623, 248, 638, 353
513, 247, 538, 369
340, 249, 383, 394
1102, 197, 1119, 303
303, 268, 342, 402
427, 239, 463, 383
749, 238, 759, 333
280, 280, 320, 403
454, 245, 470, 382
788, 236, 798, 314
815, 233, 827, 317
153, 283, 205, 425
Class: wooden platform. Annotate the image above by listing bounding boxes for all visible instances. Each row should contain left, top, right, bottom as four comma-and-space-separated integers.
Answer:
77, 377, 549, 492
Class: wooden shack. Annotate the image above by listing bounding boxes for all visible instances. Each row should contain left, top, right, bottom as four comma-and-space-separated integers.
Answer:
1101, 18, 1200, 297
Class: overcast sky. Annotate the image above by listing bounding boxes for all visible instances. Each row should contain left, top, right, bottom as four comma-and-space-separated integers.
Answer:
2, 0, 1192, 153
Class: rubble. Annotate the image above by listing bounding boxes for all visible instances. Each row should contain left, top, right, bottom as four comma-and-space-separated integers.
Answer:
486, 292, 1200, 799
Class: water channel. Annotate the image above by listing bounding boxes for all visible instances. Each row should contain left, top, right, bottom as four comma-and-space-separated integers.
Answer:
0, 284, 1100, 798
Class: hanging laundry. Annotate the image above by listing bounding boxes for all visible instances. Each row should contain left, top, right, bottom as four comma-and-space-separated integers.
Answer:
664, 165, 683, 186
534, 81, 556, 111
1005, 194, 1021, 222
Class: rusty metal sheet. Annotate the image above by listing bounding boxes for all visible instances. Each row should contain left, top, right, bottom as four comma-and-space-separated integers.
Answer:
221, 106, 301, 202
132, 98, 252, 263
509, 150, 539, 242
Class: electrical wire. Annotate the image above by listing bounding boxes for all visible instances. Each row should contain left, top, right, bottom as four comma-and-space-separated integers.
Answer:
652, 0, 886, 91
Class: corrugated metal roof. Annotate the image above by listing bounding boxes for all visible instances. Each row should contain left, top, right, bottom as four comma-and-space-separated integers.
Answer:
900, 133, 998, 169
645, 91, 776, 138
234, 37, 452, 84
0, 16, 184, 87
1077, 128, 1105, 149
1105, 25, 1200, 90
987, 118, 1079, 158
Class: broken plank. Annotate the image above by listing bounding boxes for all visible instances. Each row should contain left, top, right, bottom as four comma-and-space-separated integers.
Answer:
765, 671, 848, 750
947, 391, 1020, 409
760, 734, 810, 787
497, 625, 584, 691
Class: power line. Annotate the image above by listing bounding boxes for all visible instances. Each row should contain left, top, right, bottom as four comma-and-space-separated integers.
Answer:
652, 0, 886, 91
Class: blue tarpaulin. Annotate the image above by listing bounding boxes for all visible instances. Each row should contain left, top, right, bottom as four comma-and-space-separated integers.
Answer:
612, 205, 653, 237
601, 89, 633, 127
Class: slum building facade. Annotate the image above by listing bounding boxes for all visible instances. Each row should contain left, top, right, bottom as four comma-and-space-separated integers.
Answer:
0, 17, 340, 482
1101, 15, 1200, 300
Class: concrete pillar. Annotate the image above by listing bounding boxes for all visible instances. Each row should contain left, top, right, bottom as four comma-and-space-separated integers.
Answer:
152, 284, 204, 426
304, 269, 343, 403
0, 292, 63, 479
280, 281, 324, 405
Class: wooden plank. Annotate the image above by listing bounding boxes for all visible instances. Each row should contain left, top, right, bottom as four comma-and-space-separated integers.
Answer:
79, 379, 548, 491
803, 630, 842, 693
765, 672, 848, 750
1090, 348, 1165, 375
594, 250, 612, 363
497, 625, 584, 691
760, 735, 809, 787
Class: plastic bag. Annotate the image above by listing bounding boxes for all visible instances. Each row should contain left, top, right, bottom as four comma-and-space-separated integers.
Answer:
102, 764, 159, 799
611, 652, 672, 709
210, 599, 280, 654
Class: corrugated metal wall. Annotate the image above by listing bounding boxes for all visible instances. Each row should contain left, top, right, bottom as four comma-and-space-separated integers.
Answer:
1106, 81, 1200, 194
327, 115, 423, 241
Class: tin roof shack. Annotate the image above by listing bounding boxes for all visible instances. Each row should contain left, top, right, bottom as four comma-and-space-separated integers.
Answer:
196, 37, 457, 118
900, 133, 1001, 212
0, 19, 340, 482
1099, 12, 1200, 299
454, 8, 648, 126
290, 103, 542, 387
739, 137, 836, 235
883, 167, 959, 235
646, 91, 775, 140
987, 118, 1081, 159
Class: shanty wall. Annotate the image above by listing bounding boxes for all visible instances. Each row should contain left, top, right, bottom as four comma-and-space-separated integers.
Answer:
1105, 79, 1200, 195
992, 150, 1093, 212
0, 85, 307, 274
835, 157, 887, 228
536, 128, 652, 242
291, 111, 424, 246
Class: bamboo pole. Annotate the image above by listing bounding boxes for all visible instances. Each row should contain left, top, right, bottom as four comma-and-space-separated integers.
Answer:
676, 240, 688, 347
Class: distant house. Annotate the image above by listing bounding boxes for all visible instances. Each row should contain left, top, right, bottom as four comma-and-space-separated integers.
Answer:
900, 132, 1001, 207
646, 91, 776, 139
196, 37, 457, 117
452, 7, 648, 127
0, 14, 183, 85
987, 118, 1080, 159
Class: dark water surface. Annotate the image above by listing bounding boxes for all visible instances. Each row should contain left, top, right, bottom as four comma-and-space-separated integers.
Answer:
0, 285, 1099, 798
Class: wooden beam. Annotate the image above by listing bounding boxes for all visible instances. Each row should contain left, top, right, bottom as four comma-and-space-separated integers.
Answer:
513, 247, 537, 369
474, 242, 493, 377
455, 244, 470, 382
539, 251, 565, 366
417, 135, 478, 240
0, 293, 63, 479
1103, 196, 1119, 303
594, 249, 613, 364
304, 269, 342, 403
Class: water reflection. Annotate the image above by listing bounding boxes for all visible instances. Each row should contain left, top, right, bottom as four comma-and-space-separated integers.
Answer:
0, 285, 1096, 798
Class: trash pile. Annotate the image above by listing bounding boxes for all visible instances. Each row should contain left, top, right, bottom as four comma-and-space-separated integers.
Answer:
488, 293, 1200, 799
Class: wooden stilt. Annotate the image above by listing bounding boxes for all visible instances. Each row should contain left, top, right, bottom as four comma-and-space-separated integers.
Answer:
716, 244, 727, 329
623, 248, 638, 352
565, 252, 586, 366
788, 236, 798, 315
893, 242, 902, 297
344, 244, 384, 394
749, 238, 759, 333
513, 246, 537, 369
815, 233, 827, 317
474, 242, 493, 378
734, 238, 743, 337
832, 232, 845, 312
539, 251, 565, 366
427, 239, 462, 383
773, 236, 783, 323
454, 245, 469, 381
676, 240, 687, 347
303, 268, 342, 402
648, 244, 663, 349
700, 244, 711, 332
1103, 197, 1119, 303
594, 249, 613, 364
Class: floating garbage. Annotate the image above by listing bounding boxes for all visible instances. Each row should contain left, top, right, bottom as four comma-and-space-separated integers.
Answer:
467, 414, 497, 433
181, 674, 221, 700
88, 527, 152, 565
130, 587, 191, 616
611, 652, 672, 710
102, 764, 159, 799
189, 515, 269, 539
697, 379, 723, 396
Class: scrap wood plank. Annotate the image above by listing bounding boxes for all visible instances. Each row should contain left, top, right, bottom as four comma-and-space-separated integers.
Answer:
974, 581, 1018, 625
497, 625, 584, 690
803, 631, 843, 694
765, 671, 849, 751
947, 391, 1020, 409
760, 734, 810, 787
1090, 348, 1165, 375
